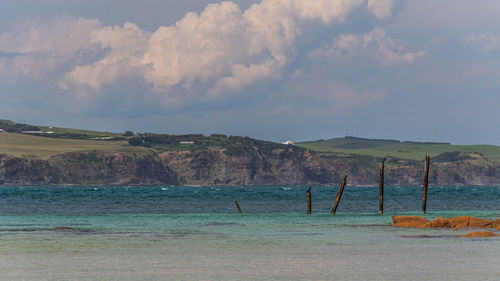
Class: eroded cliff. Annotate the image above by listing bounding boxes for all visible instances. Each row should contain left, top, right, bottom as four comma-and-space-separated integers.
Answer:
0, 149, 498, 186
0, 151, 176, 186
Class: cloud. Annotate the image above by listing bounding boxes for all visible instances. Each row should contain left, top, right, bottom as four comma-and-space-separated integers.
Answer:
310, 27, 425, 65
367, 0, 395, 20
140, 0, 367, 97
0, 17, 101, 79
59, 22, 150, 95
0, 0, 404, 106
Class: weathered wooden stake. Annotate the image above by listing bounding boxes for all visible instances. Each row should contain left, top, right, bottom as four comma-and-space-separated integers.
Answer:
422, 155, 430, 214
234, 199, 242, 213
306, 186, 312, 214
331, 175, 348, 215
379, 158, 385, 214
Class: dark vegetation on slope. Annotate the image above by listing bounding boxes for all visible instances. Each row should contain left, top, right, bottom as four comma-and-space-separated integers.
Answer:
0, 120, 40, 133
128, 133, 304, 157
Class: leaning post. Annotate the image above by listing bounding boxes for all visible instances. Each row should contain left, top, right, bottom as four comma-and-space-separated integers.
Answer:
234, 199, 242, 213
379, 158, 386, 214
422, 155, 430, 214
331, 175, 348, 215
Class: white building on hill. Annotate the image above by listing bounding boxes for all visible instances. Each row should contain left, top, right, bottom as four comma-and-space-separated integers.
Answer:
281, 140, 295, 145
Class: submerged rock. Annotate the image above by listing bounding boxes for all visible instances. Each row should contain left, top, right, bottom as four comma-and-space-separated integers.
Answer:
53, 227, 74, 230
458, 231, 499, 238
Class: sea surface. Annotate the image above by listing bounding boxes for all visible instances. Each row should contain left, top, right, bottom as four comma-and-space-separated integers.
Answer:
0, 186, 499, 281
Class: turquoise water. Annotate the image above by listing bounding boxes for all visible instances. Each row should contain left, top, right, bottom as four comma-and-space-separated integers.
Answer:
0, 186, 499, 280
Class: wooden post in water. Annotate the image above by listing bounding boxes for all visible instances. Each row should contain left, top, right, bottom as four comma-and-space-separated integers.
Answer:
306, 186, 312, 214
379, 158, 385, 214
421, 155, 430, 214
331, 175, 348, 215
234, 199, 242, 213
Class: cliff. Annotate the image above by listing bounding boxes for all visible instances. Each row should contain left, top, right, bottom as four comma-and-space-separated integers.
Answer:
1, 123, 499, 186
161, 149, 499, 186
1, 148, 498, 186
0, 151, 176, 186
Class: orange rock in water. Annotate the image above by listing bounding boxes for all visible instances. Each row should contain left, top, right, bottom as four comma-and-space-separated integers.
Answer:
458, 231, 499, 238
392, 216, 500, 230
469, 217, 493, 228
392, 216, 431, 228
431, 217, 452, 228
454, 222, 469, 230
448, 216, 470, 228
419, 221, 432, 229
492, 219, 500, 229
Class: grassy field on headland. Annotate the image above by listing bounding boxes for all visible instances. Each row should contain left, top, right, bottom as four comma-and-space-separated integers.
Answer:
38, 125, 122, 138
296, 137, 500, 161
0, 133, 150, 159
2, 120, 500, 162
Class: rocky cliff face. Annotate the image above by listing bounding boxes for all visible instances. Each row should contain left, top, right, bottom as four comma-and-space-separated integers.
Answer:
159, 149, 500, 186
0, 151, 177, 186
385, 159, 499, 186
159, 148, 337, 186
0, 149, 499, 186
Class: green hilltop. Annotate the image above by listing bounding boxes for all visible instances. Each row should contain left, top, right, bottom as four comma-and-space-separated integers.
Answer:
296, 136, 500, 162
0, 120, 293, 159
2, 119, 500, 162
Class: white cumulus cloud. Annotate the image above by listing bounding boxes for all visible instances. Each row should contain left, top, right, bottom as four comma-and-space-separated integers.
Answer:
0, 0, 404, 105
60, 22, 150, 92
140, 0, 366, 97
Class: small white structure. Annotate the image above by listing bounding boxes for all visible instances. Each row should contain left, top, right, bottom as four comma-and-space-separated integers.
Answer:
45, 131, 55, 134
180, 141, 194, 145
0, 129, 6, 133
281, 140, 295, 145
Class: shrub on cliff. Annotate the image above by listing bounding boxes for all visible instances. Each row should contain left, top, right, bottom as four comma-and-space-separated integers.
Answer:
0, 120, 40, 133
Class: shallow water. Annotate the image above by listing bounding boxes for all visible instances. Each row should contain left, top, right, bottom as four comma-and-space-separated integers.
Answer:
0, 186, 499, 280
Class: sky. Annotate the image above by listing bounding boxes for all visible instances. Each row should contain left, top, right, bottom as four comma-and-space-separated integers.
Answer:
1, 0, 500, 145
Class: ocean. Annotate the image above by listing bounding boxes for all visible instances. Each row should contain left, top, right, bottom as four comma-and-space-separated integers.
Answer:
0, 186, 499, 280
